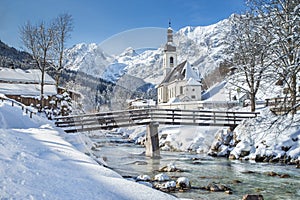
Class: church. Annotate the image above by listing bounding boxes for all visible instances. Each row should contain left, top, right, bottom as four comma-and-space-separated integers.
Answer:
157, 24, 202, 106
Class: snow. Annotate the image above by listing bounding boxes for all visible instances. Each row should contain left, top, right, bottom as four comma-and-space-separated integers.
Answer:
183, 61, 201, 82
228, 107, 300, 162
123, 124, 218, 154
0, 83, 57, 97
186, 78, 201, 86
0, 67, 57, 97
0, 101, 177, 200
154, 173, 170, 182
0, 67, 55, 84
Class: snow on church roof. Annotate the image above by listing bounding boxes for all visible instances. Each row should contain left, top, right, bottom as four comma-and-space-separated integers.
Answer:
186, 77, 201, 86
159, 60, 201, 86
183, 61, 201, 82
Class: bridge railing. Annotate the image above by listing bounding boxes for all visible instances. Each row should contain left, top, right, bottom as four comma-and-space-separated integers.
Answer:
149, 109, 259, 127
55, 108, 152, 132
55, 108, 259, 133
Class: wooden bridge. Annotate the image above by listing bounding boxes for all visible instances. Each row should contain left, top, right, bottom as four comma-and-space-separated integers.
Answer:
55, 108, 259, 157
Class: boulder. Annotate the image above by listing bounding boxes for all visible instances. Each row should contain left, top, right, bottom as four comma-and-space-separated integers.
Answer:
136, 174, 151, 182
242, 194, 264, 200
163, 181, 176, 191
154, 173, 170, 182
204, 182, 231, 192
159, 162, 183, 172
176, 177, 191, 189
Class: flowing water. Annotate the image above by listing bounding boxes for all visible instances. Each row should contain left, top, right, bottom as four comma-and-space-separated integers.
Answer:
90, 131, 300, 200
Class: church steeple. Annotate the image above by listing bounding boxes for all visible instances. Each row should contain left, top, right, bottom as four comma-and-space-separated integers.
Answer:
167, 20, 173, 43
163, 21, 177, 76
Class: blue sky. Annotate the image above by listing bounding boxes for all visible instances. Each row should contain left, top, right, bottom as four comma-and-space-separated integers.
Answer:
1, 0, 246, 53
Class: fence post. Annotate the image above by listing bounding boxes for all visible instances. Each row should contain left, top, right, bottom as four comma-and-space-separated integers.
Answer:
193, 111, 196, 123
172, 110, 175, 123
213, 111, 216, 124
233, 113, 236, 125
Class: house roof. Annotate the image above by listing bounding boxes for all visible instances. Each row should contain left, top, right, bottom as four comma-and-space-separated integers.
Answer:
0, 67, 56, 97
0, 67, 55, 85
159, 60, 201, 86
0, 83, 57, 97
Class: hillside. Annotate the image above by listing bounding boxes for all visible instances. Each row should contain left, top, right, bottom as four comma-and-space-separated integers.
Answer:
0, 40, 34, 69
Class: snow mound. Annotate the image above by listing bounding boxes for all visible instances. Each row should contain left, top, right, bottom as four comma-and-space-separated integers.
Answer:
0, 101, 177, 200
0, 101, 41, 129
232, 108, 300, 162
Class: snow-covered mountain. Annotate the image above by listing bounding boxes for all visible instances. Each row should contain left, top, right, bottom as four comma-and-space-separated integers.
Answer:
64, 43, 114, 78
64, 16, 233, 85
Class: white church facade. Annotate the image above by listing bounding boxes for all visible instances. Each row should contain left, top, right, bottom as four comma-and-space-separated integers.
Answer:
157, 24, 202, 109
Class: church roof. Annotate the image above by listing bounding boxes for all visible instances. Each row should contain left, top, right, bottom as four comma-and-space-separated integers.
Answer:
164, 43, 176, 52
159, 60, 201, 86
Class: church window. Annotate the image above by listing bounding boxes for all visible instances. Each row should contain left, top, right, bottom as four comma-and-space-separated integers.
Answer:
191, 95, 196, 99
192, 88, 195, 92
170, 57, 174, 64
180, 86, 183, 94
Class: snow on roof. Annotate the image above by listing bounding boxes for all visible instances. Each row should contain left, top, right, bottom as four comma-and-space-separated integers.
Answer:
183, 61, 201, 82
186, 77, 201, 86
159, 60, 201, 86
0, 83, 57, 97
0, 67, 55, 84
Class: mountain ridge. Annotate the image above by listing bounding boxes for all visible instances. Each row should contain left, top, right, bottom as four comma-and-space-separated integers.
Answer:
63, 16, 234, 85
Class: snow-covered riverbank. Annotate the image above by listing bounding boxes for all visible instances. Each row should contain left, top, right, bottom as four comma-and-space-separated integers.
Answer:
0, 101, 177, 200
121, 107, 300, 165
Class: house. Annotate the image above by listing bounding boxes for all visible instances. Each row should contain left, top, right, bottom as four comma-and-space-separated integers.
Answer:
157, 24, 202, 108
0, 67, 57, 107
127, 98, 156, 109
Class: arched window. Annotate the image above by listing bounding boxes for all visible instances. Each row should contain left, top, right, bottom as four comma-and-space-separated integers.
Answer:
170, 57, 174, 64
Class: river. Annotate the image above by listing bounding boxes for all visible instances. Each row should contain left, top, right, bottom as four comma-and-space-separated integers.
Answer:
89, 130, 300, 200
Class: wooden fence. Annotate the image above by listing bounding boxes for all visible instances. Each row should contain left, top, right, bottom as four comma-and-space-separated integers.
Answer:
0, 96, 36, 118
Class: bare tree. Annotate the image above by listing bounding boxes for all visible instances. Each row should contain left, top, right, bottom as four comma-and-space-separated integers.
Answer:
228, 13, 272, 111
20, 21, 54, 110
248, 0, 300, 114
51, 13, 73, 91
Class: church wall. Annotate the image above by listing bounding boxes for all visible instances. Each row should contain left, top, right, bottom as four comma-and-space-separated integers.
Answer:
168, 81, 185, 100
184, 85, 202, 101
158, 86, 168, 103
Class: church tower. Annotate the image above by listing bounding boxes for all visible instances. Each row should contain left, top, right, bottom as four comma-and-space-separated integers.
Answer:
163, 21, 177, 76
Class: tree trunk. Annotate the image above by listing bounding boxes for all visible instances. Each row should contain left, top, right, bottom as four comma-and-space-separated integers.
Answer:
290, 74, 297, 115
55, 71, 60, 93
40, 69, 45, 112
250, 92, 256, 112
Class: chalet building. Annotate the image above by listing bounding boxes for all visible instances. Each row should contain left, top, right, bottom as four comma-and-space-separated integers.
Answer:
0, 67, 57, 107
157, 24, 202, 106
